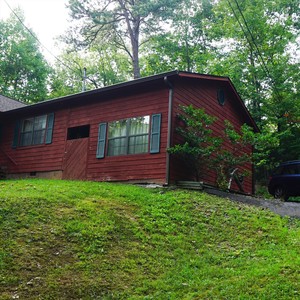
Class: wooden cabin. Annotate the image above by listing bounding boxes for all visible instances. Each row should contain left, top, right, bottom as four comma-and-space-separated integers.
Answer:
0, 71, 258, 194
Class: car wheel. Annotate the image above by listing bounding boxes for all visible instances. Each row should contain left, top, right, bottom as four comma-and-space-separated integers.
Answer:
274, 185, 287, 201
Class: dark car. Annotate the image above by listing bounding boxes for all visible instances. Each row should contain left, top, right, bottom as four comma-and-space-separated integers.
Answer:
268, 160, 300, 201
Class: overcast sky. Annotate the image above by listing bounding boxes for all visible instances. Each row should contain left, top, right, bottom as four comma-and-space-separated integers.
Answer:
0, 0, 69, 62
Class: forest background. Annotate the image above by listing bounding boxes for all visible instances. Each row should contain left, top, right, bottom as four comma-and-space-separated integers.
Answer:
0, 0, 299, 184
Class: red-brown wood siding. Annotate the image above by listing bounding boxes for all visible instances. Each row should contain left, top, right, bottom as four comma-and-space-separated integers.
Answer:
1, 87, 169, 184
170, 78, 254, 194
85, 88, 169, 183
0, 75, 255, 192
1, 109, 67, 173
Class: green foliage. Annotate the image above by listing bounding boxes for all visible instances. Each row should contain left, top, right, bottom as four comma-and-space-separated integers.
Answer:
141, 0, 216, 75
66, 0, 184, 78
207, 0, 300, 172
141, 0, 300, 176
169, 105, 257, 189
0, 10, 51, 103
0, 179, 299, 299
168, 105, 221, 181
212, 121, 255, 189
48, 46, 131, 98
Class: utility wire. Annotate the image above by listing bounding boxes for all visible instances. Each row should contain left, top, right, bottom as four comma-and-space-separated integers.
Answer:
227, 0, 253, 53
232, 0, 275, 86
3, 0, 82, 76
228, 0, 283, 99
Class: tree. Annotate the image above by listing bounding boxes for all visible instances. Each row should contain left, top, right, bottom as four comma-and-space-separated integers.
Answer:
65, 0, 183, 79
0, 10, 50, 103
206, 0, 300, 177
209, 0, 299, 125
168, 105, 221, 182
49, 45, 131, 98
141, 0, 215, 75
212, 121, 255, 190
169, 105, 257, 190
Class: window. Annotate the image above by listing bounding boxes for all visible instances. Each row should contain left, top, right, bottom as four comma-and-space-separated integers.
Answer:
12, 113, 55, 148
283, 164, 300, 175
96, 114, 161, 159
217, 89, 226, 106
20, 115, 47, 146
67, 125, 90, 140
108, 116, 150, 156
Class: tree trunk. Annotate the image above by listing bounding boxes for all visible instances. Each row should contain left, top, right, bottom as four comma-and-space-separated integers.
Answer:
132, 38, 141, 79
119, 0, 141, 79
249, 50, 262, 125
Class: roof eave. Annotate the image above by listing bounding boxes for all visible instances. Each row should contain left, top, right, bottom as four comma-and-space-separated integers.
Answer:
1, 70, 259, 132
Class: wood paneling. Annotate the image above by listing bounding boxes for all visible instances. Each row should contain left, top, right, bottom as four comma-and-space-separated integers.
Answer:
62, 139, 88, 180
1, 87, 169, 184
85, 88, 169, 184
170, 78, 254, 194
0, 75, 255, 193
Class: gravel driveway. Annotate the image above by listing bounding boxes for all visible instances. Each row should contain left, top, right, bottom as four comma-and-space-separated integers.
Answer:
205, 187, 300, 219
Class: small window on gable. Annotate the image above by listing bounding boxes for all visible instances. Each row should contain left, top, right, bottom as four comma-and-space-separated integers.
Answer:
217, 89, 226, 106
67, 125, 90, 140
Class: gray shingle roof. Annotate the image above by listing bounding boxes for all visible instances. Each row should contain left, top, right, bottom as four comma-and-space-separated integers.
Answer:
0, 95, 26, 112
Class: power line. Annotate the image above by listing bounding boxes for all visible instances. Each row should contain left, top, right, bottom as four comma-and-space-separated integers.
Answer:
227, 0, 283, 93
227, 0, 253, 53
231, 0, 274, 85
2, 0, 80, 75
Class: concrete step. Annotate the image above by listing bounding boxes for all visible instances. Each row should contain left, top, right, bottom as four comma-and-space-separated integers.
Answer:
176, 181, 203, 190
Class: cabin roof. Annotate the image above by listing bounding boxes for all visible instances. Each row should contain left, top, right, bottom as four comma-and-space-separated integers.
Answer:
1, 70, 258, 131
0, 94, 26, 112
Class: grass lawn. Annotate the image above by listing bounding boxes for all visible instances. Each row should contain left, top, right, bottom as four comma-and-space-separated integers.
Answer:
0, 179, 299, 299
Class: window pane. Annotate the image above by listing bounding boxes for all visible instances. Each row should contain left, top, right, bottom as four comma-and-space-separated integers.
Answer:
22, 118, 34, 132
107, 116, 150, 156
108, 120, 127, 138
128, 135, 148, 154
20, 132, 33, 146
19, 115, 47, 146
34, 115, 47, 130
32, 129, 46, 145
129, 116, 149, 135
108, 137, 127, 156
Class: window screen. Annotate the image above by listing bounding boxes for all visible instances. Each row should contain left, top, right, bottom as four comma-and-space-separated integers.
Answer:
20, 115, 47, 146
107, 116, 150, 156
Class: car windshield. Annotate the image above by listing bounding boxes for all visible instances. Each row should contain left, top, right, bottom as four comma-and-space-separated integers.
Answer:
273, 166, 284, 175
274, 164, 300, 175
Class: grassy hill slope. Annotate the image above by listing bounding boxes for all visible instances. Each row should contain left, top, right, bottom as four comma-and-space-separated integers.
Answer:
0, 179, 299, 299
